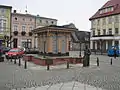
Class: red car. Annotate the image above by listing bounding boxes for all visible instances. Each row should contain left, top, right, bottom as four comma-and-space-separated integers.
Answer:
5, 48, 24, 59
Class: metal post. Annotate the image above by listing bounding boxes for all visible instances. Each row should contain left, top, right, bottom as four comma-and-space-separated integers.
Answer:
24, 60, 27, 69
67, 60, 69, 69
11, 56, 12, 62
111, 58, 112, 65
14, 56, 16, 64
79, 42, 81, 57
97, 57, 99, 66
7, 57, 9, 61
18, 57, 21, 66
47, 64, 50, 70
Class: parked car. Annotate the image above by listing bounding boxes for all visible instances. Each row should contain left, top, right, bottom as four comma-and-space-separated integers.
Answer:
5, 48, 24, 59
107, 46, 119, 57
1, 47, 11, 54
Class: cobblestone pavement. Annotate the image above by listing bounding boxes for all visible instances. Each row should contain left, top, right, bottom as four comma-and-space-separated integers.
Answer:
0, 55, 120, 90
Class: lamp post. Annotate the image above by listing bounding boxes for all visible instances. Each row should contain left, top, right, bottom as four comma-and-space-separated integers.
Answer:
79, 41, 81, 57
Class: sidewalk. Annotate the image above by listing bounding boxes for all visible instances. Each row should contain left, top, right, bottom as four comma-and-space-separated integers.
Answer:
14, 58, 97, 71
12, 81, 106, 90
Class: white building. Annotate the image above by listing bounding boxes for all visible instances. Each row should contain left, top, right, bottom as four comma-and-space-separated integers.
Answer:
90, 0, 120, 53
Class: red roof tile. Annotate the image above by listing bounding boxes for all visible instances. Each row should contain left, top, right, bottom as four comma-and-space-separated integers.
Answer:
89, 0, 120, 20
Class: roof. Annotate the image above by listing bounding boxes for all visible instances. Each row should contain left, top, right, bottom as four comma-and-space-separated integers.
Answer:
71, 31, 90, 43
89, 0, 120, 20
36, 15, 57, 21
12, 13, 36, 17
0, 5, 12, 8
39, 16, 57, 21
32, 24, 78, 33
12, 13, 57, 20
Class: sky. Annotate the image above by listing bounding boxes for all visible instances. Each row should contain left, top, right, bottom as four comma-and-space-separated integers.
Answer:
0, 0, 108, 31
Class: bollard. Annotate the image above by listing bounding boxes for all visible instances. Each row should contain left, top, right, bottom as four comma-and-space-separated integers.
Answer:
111, 58, 112, 65
47, 64, 50, 70
10, 56, 12, 62
67, 60, 69, 69
24, 60, 27, 69
14, 56, 16, 64
97, 57, 99, 66
18, 57, 21, 66
7, 58, 9, 61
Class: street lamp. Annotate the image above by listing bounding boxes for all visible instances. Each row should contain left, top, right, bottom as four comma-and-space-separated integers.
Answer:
79, 41, 81, 57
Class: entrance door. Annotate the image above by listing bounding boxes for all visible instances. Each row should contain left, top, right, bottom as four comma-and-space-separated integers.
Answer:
102, 41, 106, 52
108, 40, 112, 49
13, 38, 17, 48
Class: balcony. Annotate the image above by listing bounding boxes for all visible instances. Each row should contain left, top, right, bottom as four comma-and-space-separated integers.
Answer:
91, 34, 114, 40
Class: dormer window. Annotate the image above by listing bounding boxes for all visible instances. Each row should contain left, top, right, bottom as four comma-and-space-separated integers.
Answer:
99, 6, 114, 14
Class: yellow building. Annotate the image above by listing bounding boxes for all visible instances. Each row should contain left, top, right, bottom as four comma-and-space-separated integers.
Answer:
0, 5, 12, 47
32, 24, 77, 54
90, 0, 120, 53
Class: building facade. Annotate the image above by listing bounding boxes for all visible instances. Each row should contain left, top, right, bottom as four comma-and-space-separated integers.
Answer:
11, 10, 57, 49
32, 25, 77, 54
0, 5, 12, 47
11, 10, 36, 48
90, 0, 120, 53
36, 15, 57, 28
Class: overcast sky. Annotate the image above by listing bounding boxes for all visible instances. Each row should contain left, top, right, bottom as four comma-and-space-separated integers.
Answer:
1, 0, 108, 31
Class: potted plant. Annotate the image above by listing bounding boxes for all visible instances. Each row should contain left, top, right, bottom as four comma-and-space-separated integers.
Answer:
21, 31, 26, 36
13, 31, 18, 36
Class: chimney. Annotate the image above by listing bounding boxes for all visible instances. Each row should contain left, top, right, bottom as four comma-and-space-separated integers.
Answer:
13, 10, 17, 13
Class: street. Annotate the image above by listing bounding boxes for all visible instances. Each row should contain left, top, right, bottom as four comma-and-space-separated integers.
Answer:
0, 54, 120, 90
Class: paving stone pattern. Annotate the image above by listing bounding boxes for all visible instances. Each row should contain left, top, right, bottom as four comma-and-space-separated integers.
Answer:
0, 55, 120, 90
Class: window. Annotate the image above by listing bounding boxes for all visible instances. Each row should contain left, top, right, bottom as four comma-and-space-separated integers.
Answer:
115, 28, 119, 34
115, 15, 119, 23
108, 16, 112, 24
39, 19, 42, 23
108, 28, 112, 35
23, 18, 25, 21
102, 18, 106, 25
97, 19, 100, 25
103, 29, 106, 35
0, 22, 1, 31
3, 23, 6, 28
92, 30, 95, 36
29, 26, 33, 31
22, 26, 25, 31
30, 18, 32, 21
92, 20, 95, 25
97, 30, 100, 35
14, 25, 18, 31
100, 7, 114, 14
0, 22, 1, 28
46, 20, 48, 24
15, 17, 17, 20
51, 21, 54, 24
1, 8, 5, 13
115, 41, 119, 46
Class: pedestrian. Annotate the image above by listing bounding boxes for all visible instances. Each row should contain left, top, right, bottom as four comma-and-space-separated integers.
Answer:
113, 47, 117, 59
